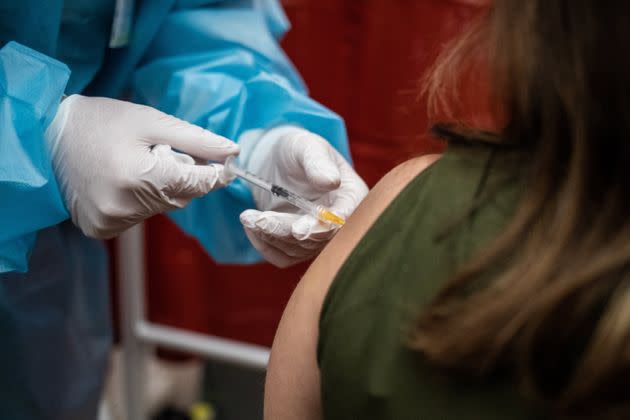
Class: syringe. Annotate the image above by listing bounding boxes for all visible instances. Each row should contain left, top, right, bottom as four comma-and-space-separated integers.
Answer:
224, 156, 346, 226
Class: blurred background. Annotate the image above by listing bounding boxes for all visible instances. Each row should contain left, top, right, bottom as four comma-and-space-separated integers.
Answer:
106, 1, 485, 419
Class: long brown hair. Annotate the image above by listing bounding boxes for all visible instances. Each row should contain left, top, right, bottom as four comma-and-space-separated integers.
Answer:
412, 1, 630, 417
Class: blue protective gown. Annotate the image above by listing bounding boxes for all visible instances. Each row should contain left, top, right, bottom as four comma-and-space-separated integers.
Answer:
0, 1, 350, 419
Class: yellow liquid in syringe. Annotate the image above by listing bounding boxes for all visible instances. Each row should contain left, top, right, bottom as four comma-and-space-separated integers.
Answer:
318, 208, 346, 226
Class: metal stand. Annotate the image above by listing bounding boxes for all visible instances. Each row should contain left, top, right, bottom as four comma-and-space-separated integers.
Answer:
117, 223, 270, 420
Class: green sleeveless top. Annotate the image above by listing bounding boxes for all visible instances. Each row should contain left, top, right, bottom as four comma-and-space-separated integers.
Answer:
318, 143, 547, 419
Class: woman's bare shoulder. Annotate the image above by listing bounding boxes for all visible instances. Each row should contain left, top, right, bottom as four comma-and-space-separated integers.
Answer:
300, 154, 442, 304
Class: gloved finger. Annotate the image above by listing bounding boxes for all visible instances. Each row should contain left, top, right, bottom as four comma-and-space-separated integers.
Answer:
292, 214, 339, 242
154, 144, 229, 199
156, 156, 230, 203
152, 144, 196, 165
295, 134, 342, 192
242, 208, 337, 246
240, 209, 297, 238
241, 210, 323, 254
146, 110, 240, 161
291, 234, 329, 250
252, 229, 316, 259
327, 189, 363, 221
324, 152, 370, 219
243, 227, 306, 268
241, 209, 317, 244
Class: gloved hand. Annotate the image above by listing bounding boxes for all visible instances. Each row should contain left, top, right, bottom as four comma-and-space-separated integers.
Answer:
239, 126, 368, 267
45, 95, 239, 239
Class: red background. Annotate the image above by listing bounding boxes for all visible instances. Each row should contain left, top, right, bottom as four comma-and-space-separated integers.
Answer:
110, 0, 483, 352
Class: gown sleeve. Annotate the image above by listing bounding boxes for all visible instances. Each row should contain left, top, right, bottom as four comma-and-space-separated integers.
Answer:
0, 42, 70, 272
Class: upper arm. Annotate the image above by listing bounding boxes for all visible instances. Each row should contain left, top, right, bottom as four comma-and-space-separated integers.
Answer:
264, 154, 441, 420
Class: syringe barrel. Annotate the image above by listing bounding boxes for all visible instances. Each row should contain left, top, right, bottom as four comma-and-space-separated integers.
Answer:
225, 156, 272, 191
224, 157, 344, 225
271, 185, 319, 216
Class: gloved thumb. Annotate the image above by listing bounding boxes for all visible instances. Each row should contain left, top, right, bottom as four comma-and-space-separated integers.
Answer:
298, 135, 342, 192
147, 111, 239, 162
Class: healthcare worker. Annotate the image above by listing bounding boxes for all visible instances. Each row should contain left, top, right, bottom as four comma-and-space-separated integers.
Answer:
0, 1, 368, 419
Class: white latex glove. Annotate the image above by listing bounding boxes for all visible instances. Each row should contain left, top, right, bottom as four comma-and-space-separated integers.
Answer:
239, 126, 368, 267
45, 95, 239, 239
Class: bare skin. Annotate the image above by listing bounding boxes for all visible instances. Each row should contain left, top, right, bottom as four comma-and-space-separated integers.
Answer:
264, 154, 441, 420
